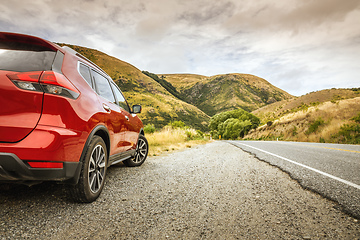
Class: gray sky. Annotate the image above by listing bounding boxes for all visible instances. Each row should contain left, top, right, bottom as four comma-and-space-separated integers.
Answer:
1, 0, 359, 96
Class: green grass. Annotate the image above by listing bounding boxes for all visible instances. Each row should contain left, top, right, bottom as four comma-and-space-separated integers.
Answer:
306, 118, 325, 135
332, 112, 360, 144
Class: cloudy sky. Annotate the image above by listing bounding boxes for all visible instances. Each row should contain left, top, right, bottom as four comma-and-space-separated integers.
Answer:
1, 0, 359, 96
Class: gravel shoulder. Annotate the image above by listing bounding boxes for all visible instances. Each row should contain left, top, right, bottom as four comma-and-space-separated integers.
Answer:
0, 141, 359, 239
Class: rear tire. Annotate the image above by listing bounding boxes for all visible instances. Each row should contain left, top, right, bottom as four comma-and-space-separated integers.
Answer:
124, 135, 148, 167
69, 136, 107, 203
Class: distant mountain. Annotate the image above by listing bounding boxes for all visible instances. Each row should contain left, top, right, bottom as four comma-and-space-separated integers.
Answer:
58, 44, 210, 131
162, 73, 293, 116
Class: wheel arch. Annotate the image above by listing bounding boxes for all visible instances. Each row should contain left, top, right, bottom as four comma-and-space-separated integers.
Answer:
139, 128, 145, 136
66, 125, 110, 185
92, 127, 110, 157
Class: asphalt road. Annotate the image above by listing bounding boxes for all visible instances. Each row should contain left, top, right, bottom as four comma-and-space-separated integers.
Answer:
229, 140, 360, 219
1, 141, 359, 239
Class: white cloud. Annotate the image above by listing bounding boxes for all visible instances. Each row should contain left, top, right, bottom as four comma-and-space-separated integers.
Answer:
1, 0, 359, 96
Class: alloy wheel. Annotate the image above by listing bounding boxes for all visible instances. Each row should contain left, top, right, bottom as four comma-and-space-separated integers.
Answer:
134, 137, 148, 163
88, 144, 106, 193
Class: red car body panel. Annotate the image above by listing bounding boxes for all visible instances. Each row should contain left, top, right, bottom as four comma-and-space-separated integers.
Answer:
0, 70, 44, 142
0, 125, 86, 162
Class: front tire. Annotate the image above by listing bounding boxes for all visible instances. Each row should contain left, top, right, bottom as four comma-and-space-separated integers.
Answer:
124, 135, 148, 167
69, 136, 107, 203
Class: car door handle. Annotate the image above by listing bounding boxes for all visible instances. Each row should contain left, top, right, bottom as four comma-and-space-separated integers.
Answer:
125, 116, 129, 121
103, 104, 111, 112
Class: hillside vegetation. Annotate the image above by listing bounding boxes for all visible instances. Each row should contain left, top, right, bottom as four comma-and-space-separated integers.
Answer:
59, 44, 210, 131
253, 88, 360, 124
163, 73, 293, 116
246, 89, 360, 144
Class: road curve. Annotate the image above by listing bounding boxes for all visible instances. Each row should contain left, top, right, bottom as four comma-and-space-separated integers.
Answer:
229, 140, 360, 218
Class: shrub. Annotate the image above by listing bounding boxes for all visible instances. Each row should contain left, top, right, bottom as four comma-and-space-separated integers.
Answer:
306, 118, 325, 135
196, 130, 204, 138
185, 130, 193, 140
292, 126, 298, 136
335, 124, 360, 144
292, 103, 309, 112
168, 121, 186, 129
352, 112, 360, 124
333, 112, 360, 144
185, 129, 204, 141
144, 124, 156, 134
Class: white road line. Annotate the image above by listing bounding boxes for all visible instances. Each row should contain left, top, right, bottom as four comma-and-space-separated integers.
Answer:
236, 142, 360, 190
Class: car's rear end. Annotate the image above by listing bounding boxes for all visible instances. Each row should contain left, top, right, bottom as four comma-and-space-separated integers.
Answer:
0, 32, 85, 184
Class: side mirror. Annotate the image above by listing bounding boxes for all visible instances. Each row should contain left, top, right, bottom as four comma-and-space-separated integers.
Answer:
132, 105, 142, 114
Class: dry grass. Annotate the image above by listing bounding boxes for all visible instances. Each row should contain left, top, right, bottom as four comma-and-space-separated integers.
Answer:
147, 127, 211, 156
162, 74, 210, 90
253, 88, 360, 124
246, 97, 360, 143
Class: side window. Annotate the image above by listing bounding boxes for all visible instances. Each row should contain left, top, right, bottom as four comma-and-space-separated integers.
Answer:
79, 63, 92, 87
91, 70, 116, 103
111, 82, 130, 112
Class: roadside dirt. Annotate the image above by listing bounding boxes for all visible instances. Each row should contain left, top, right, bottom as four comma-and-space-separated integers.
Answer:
0, 141, 359, 239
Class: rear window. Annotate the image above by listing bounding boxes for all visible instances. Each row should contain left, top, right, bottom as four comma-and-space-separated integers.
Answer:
91, 69, 116, 103
79, 63, 93, 87
0, 41, 56, 72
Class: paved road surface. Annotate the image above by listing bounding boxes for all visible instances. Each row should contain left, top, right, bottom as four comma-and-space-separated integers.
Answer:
229, 141, 360, 218
1, 141, 359, 239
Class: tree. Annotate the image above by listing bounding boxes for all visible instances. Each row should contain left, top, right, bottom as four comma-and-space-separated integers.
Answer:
209, 109, 260, 139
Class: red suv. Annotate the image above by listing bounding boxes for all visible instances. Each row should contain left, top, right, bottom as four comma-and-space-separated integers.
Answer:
0, 32, 148, 202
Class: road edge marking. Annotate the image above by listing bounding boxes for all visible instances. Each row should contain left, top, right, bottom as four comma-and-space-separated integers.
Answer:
281, 142, 360, 154
236, 142, 360, 190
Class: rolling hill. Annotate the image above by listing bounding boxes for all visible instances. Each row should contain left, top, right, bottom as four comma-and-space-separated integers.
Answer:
162, 73, 293, 116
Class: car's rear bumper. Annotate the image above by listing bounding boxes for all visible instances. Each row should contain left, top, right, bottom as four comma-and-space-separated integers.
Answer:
0, 152, 80, 182
0, 124, 88, 184
0, 124, 87, 162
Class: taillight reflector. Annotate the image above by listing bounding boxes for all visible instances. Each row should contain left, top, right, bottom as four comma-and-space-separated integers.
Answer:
7, 71, 80, 99
7, 71, 42, 82
27, 161, 63, 169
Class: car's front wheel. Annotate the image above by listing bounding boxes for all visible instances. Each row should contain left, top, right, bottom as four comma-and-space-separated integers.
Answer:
124, 135, 148, 167
70, 136, 107, 203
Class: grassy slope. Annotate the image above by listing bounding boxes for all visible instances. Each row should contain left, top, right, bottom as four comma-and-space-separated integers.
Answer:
246, 89, 360, 143
161, 74, 209, 91
253, 88, 360, 124
59, 44, 210, 131
163, 73, 293, 116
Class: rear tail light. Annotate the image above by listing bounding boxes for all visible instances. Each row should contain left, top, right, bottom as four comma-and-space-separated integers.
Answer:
27, 161, 63, 169
7, 71, 80, 99
39, 71, 79, 98
8, 71, 43, 91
